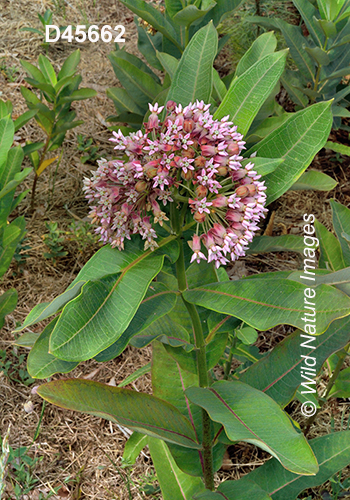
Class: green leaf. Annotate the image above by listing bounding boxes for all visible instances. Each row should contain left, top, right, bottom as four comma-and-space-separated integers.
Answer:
236, 326, 258, 345
0, 117, 14, 170
122, 432, 148, 465
247, 235, 304, 255
183, 277, 350, 334
119, 0, 181, 51
325, 140, 350, 156
27, 318, 78, 379
331, 199, 350, 266
212, 68, 227, 102
230, 431, 350, 500
117, 362, 151, 388
58, 88, 97, 104
200, 0, 244, 26
14, 331, 40, 348
329, 366, 350, 398
165, 0, 183, 18
186, 380, 318, 474
280, 70, 308, 107
292, 0, 324, 47
247, 101, 333, 204
156, 51, 179, 79
173, 4, 216, 27
166, 22, 218, 106
315, 219, 345, 271
0, 289, 17, 329
20, 60, 46, 83
241, 157, 283, 177
0, 218, 26, 276
214, 50, 287, 136
240, 315, 350, 407
14, 109, 38, 132
136, 20, 163, 71
148, 437, 205, 499
49, 252, 164, 361
108, 54, 162, 108
37, 379, 200, 448
248, 16, 315, 81
0, 99, 12, 119
106, 87, 144, 115
38, 54, 57, 85
289, 170, 337, 191
195, 480, 272, 499
0, 167, 31, 202
58, 49, 80, 80
235, 31, 277, 78
94, 283, 177, 362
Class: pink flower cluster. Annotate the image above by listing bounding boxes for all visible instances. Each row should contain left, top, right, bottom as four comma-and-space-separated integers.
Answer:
83, 100, 267, 267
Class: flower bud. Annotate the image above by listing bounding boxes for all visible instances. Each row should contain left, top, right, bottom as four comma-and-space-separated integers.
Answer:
194, 156, 206, 168
195, 185, 208, 198
235, 185, 250, 197
183, 119, 194, 133
147, 113, 159, 130
217, 166, 228, 176
135, 180, 148, 192
212, 195, 228, 208
166, 100, 176, 111
144, 160, 159, 178
194, 211, 206, 223
201, 144, 216, 157
182, 170, 194, 181
227, 141, 240, 155
183, 148, 195, 159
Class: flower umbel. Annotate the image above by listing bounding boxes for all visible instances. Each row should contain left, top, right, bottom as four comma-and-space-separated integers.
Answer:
83, 101, 267, 267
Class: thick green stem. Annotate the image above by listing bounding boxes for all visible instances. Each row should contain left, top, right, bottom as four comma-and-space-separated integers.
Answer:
172, 206, 214, 490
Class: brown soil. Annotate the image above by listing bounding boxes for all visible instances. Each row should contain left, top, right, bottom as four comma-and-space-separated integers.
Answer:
1, 0, 350, 498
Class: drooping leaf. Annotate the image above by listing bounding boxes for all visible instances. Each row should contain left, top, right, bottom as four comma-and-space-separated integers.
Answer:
240, 315, 350, 407
247, 235, 304, 255
38, 379, 200, 448
228, 431, 350, 500
186, 381, 318, 474
195, 480, 272, 499
0, 117, 14, 170
183, 277, 350, 334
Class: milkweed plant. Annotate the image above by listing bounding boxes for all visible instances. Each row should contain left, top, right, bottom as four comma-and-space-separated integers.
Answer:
16, 21, 350, 500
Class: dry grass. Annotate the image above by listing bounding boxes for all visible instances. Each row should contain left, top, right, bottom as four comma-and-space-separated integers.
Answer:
1, 0, 350, 497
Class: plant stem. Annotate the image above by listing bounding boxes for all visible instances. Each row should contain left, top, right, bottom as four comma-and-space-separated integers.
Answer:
305, 345, 349, 435
30, 135, 50, 212
172, 205, 214, 489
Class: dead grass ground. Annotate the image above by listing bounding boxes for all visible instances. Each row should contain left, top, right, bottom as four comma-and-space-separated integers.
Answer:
1, 0, 350, 498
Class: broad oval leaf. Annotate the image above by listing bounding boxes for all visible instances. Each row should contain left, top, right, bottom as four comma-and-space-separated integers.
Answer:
27, 318, 78, 379
229, 431, 350, 500
186, 380, 318, 475
330, 199, 350, 266
214, 50, 287, 136
239, 315, 350, 407
235, 31, 277, 77
49, 253, 164, 361
166, 22, 218, 106
247, 101, 333, 204
315, 219, 345, 272
183, 278, 350, 334
37, 379, 200, 448
289, 170, 337, 191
